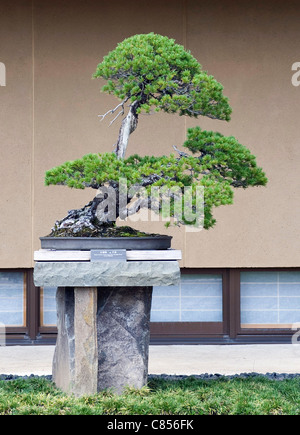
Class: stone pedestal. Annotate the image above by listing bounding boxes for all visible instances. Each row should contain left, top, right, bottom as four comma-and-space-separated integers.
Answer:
34, 261, 180, 396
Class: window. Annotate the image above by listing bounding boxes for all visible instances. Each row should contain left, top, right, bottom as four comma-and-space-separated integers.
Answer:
0, 271, 26, 327
40, 287, 57, 327
241, 271, 300, 329
151, 274, 223, 322
39, 274, 224, 325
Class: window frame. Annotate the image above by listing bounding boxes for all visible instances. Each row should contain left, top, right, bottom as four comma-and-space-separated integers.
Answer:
0, 269, 30, 342
233, 268, 300, 343
39, 286, 58, 331
150, 268, 230, 344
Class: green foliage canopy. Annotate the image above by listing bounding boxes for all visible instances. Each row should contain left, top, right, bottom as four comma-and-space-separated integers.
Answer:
93, 33, 232, 121
45, 33, 267, 230
45, 128, 267, 229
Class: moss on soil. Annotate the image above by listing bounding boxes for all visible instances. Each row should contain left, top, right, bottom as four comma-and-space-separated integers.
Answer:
48, 224, 163, 238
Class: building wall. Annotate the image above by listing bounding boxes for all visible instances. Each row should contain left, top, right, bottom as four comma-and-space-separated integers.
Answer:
0, 0, 299, 269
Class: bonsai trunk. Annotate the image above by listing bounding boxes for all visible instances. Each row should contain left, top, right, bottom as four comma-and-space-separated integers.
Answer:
47, 102, 141, 237
47, 191, 150, 238
115, 101, 138, 159
48, 197, 114, 237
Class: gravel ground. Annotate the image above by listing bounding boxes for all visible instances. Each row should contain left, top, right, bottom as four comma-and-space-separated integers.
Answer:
1, 373, 300, 382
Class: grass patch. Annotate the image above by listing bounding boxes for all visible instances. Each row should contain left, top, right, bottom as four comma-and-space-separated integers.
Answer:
1, 376, 300, 415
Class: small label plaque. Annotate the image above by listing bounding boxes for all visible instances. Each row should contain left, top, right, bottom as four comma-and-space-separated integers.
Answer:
90, 249, 127, 262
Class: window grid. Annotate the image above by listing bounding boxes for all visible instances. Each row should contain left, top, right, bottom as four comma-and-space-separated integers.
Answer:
40, 287, 57, 327
151, 274, 223, 323
241, 272, 300, 328
0, 271, 26, 327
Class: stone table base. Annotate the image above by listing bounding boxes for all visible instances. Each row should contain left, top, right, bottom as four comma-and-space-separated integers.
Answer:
34, 261, 180, 396
53, 286, 153, 396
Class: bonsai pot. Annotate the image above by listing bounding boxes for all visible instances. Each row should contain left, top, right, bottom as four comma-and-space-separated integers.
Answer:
40, 235, 172, 250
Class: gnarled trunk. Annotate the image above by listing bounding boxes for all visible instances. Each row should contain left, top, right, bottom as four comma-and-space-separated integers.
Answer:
47, 102, 141, 237
47, 189, 141, 237
48, 197, 113, 237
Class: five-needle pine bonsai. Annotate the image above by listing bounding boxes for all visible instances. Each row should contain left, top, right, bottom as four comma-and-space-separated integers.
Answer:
45, 33, 267, 237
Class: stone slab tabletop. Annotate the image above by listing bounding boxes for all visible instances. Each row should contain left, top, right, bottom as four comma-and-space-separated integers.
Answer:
34, 260, 180, 288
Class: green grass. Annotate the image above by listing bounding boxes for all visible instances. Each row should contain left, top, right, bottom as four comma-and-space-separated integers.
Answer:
1, 376, 300, 415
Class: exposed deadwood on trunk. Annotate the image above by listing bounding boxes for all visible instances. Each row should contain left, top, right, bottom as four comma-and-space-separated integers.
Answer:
98, 97, 129, 125
115, 101, 139, 159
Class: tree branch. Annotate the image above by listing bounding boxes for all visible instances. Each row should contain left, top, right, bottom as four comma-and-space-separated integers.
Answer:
172, 145, 190, 157
98, 97, 129, 125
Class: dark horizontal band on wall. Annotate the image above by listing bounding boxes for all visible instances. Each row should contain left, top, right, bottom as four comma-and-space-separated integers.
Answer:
1, 267, 300, 345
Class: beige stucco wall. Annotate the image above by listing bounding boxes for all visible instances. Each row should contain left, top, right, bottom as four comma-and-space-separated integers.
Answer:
0, 0, 299, 268
0, 0, 33, 268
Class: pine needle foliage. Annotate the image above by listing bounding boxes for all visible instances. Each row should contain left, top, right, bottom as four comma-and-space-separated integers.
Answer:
93, 33, 232, 121
45, 33, 267, 230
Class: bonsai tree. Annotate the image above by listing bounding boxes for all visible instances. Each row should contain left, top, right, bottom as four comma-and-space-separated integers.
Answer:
45, 33, 267, 236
